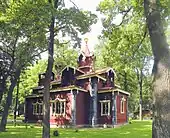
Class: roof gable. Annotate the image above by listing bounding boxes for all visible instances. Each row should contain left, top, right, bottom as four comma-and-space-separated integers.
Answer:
95, 67, 117, 77
61, 66, 84, 75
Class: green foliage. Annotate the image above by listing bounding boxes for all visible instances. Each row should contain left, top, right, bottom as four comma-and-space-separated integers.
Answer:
13, 60, 47, 103
96, 0, 155, 113
54, 43, 78, 73
0, 0, 97, 118
14, 43, 78, 104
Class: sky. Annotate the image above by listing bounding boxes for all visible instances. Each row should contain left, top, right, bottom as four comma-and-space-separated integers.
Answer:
66, 0, 103, 52
41, 0, 102, 59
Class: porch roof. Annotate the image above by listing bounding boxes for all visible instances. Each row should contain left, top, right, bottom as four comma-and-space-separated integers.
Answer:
98, 87, 130, 96
26, 85, 87, 98
50, 85, 87, 93
26, 94, 43, 98
76, 74, 106, 81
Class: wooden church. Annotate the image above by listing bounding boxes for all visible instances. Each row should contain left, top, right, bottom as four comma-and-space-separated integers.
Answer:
25, 38, 130, 127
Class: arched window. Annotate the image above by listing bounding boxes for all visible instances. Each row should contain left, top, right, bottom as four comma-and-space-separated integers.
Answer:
51, 98, 66, 116
32, 101, 43, 115
120, 96, 126, 114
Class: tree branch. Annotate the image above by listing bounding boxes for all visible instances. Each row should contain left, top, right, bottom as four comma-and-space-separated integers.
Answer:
54, 25, 66, 37
113, 7, 132, 27
68, 0, 79, 10
131, 26, 147, 59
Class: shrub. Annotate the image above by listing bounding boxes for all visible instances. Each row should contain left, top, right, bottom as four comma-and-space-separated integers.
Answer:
53, 130, 59, 136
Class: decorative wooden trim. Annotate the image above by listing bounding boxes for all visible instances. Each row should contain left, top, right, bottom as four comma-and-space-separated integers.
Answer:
120, 96, 125, 114
32, 85, 44, 90
61, 66, 84, 74
50, 85, 87, 93
100, 100, 111, 116
99, 100, 111, 103
26, 86, 87, 98
26, 94, 43, 98
51, 81, 61, 85
115, 84, 121, 88
32, 102, 43, 115
95, 67, 117, 78
78, 65, 91, 69
50, 98, 66, 102
50, 100, 66, 116
76, 74, 106, 81
98, 88, 130, 96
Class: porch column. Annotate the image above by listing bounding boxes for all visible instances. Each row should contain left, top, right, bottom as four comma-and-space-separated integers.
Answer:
112, 92, 117, 126
91, 77, 98, 127
71, 90, 78, 126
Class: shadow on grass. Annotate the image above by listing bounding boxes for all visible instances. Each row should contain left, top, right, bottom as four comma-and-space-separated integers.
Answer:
0, 121, 152, 138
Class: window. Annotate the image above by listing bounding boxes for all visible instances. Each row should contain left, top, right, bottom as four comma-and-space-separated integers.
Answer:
100, 100, 110, 116
120, 97, 126, 114
51, 99, 66, 116
32, 102, 43, 115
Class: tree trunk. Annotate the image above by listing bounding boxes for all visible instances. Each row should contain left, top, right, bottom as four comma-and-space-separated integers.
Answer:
0, 78, 6, 104
124, 71, 128, 91
139, 70, 143, 121
42, 16, 55, 138
0, 69, 21, 132
0, 60, 15, 104
144, 0, 170, 137
136, 68, 143, 120
14, 78, 20, 126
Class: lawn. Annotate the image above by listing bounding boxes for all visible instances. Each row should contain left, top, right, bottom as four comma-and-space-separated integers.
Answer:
0, 121, 152, 138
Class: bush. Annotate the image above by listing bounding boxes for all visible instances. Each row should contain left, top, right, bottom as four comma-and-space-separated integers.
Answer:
129, 117, 133, 124
53, 130, 59, 136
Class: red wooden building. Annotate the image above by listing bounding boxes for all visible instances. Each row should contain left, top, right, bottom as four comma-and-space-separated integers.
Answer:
25, 39, 130, 127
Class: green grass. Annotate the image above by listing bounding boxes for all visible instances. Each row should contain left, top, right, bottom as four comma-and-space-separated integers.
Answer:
0, 121, 152, 138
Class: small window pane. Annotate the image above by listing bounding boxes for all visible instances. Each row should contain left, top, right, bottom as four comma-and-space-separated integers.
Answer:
39, 104, 43, 115
56, 101, 60, 114
101, 101, 110, 116
52, 102, 55, 114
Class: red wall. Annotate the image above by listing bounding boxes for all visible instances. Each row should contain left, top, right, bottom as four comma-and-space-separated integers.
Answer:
25, 98, 43, 122
76, 92, 90, 125
116, 94, 127, 124
97, 93, 112, 125
50, 92, 72, 126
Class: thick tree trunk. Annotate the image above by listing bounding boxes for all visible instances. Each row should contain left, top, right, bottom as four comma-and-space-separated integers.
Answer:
144, 0, 170, 137
0, 69, 21, 132
42, 16, 55, 138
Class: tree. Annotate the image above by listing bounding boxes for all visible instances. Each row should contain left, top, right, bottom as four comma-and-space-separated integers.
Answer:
98, 0, 170, 136
0, 0, 48, 131
0, 0, 97, 133
54, 43, 78, 73
144, 0, 170, 137
97, 0, 164, 119
41, 1, 97, 137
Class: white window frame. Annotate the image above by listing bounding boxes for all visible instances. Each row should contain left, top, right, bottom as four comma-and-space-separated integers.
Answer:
51, 98, 66, 116
32, 102, 43, 115
100, 100, 111, 116
120, 97, 126, 114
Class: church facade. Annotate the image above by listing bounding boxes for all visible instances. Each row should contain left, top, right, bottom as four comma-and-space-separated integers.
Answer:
25, 39, 130, 127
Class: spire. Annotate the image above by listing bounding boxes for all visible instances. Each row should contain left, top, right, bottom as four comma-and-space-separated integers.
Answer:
81, 38, 91, 57
78, 38, 95, 73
